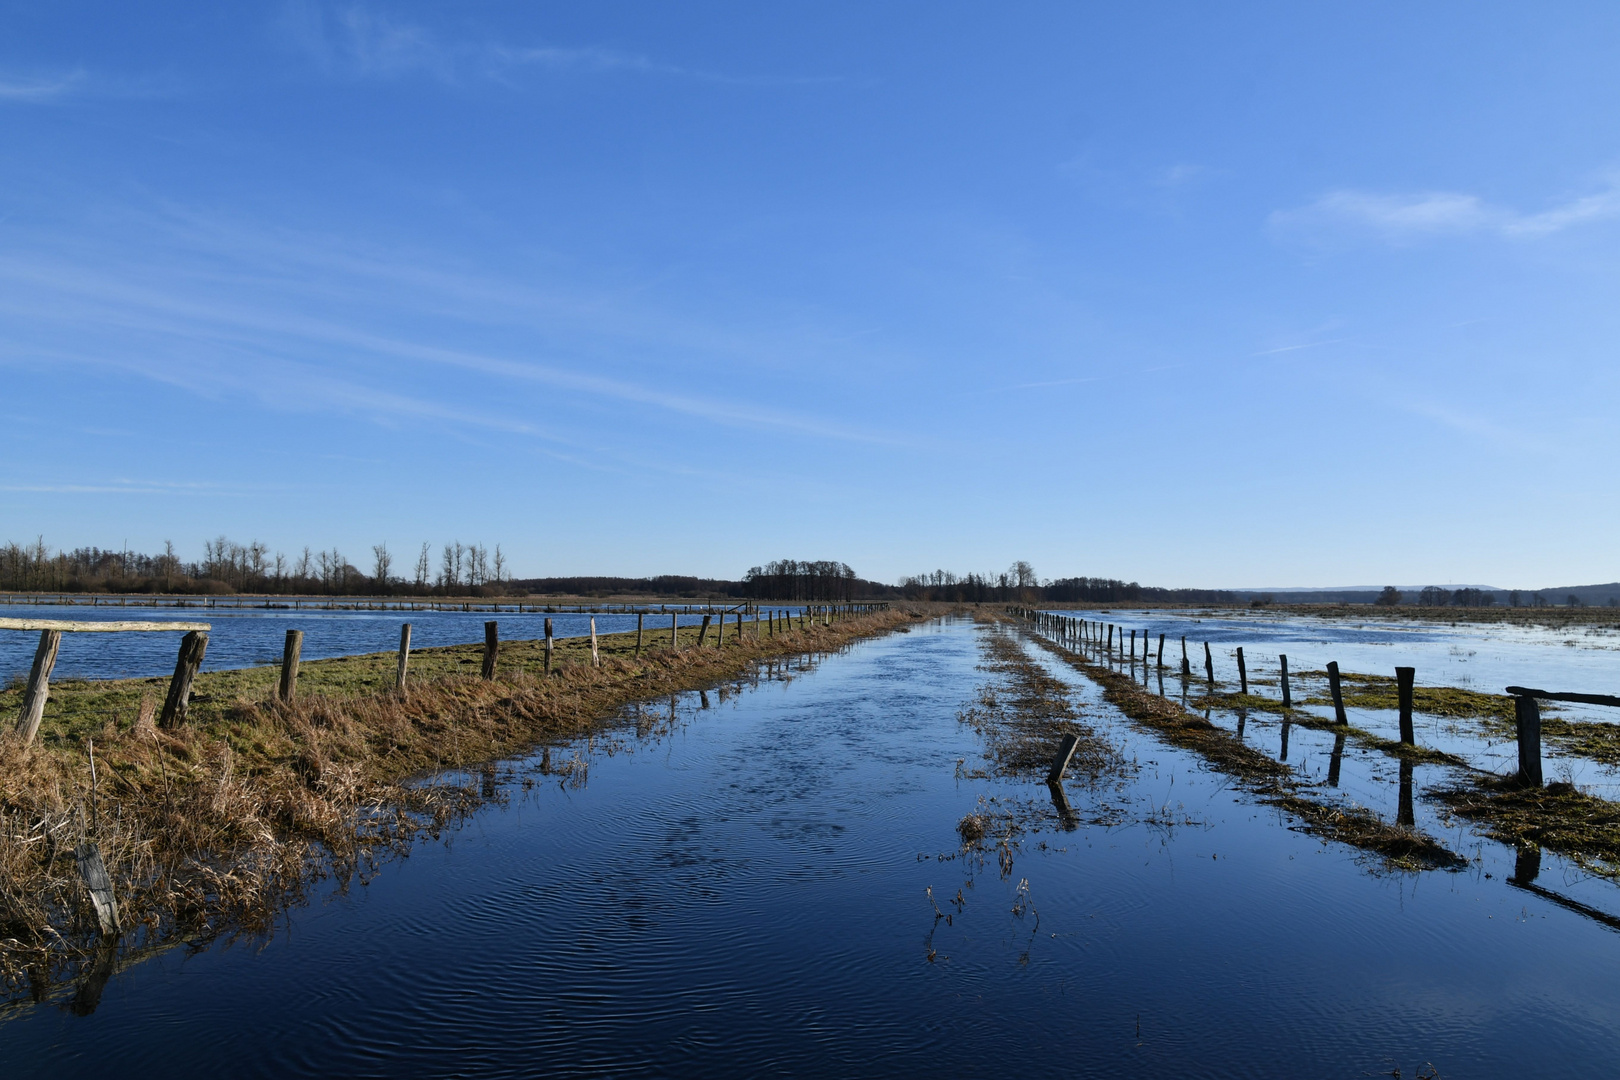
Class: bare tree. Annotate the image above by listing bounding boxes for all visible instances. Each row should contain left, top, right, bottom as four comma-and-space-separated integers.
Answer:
415, 543, 431, 590
372, 542, 392, 587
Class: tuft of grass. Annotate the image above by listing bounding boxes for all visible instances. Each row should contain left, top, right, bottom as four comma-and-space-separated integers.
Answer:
1435, 777, 1620, 880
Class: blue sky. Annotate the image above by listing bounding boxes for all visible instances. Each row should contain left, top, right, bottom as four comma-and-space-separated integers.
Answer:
3, 2, 1618, 588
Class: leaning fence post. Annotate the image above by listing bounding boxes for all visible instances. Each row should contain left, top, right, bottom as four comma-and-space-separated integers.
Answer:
158, 630, 207, 729
698, 614, 712, 648
1327, 661, 1347, 724
1236, 647, 1248, 695
1047, 732, 1080, 785
544, 618, 554, 674
1279, 654, 1291, 707
482, 620, 499, 679
1204, 641, 1214, 687
279, 629, 303, 703
13, 628, 62, 742
396, 623, 412, 695
1396, 666, 1415, 745
1513, 694, 1543, 787
74, 842, 120, 937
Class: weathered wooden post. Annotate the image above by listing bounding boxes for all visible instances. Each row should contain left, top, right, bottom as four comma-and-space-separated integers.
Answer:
1236, 647, 1248, 695
671, 611, 679, 650
1326, 661, 1347, 724
1107, 624, 1114, 651
636, 612, 644, 658
1157, 633, 1165, 670
1129, 629, 1136, 660
158, 630, 208, 729
13, 628, 62, 741
396, 623, 412, 695
279, 629, 303, 703
1279, 654, 1291, 707
544, 618, 554, 674
74, 842, 120, 937
698, 614, 712, 648
1181, 636, 1190, 679
589, 616, 600, 667
482, 621, 499, 679
717, 611, 727, 647
1513, 694, 1543, 787
1047, 732, 1080, 785
1203, 641, 1214, 687
1396, 666, 1415, 745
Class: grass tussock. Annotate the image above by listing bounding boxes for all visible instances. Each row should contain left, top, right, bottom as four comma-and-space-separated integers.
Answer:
1436, 778, 1620, 880
0, 610, 916, 1001
957, 626, 1124, 783
1010, 618, 1467, 872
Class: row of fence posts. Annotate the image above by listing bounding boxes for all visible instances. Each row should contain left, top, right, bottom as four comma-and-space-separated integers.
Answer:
269, 604, 873, 703
14, 604, 884, 740
1011, 606, 1553, 790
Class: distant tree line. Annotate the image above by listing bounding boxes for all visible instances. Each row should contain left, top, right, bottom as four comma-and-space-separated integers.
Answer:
0, 537, 510, 597
743, 560, 886, 602
898, 563, 1237, 605
509, 575, 751, 599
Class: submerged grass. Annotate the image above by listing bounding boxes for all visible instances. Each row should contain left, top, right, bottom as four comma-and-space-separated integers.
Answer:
0, 610, 917, 1001
1436, 778, 1620, 880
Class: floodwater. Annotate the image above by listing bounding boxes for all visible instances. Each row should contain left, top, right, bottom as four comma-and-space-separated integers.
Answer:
0, 604, 790, 683
5, 618, 1620, 1077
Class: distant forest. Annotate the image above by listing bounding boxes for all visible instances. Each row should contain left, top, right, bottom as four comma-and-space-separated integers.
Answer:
896, 563, 1236, 604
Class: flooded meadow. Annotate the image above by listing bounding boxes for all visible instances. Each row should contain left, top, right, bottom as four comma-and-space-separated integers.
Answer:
5, 614, 1620, 1076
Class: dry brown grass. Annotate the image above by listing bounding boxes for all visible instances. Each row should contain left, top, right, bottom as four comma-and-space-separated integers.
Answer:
1, 610, 917, 1000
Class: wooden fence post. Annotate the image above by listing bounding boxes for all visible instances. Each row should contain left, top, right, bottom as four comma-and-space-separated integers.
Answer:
1327, 661, 1347, 724
158, 631, 208, 729
589, 617, 600, 667
671, 611, 679, 650
482, 621, 499, 679
717, 611, 726, 648
1279, 654, 1291, 707
698, 614, 712, 648
74, 842, 121, 937
1157, 633, 1165, 669
1181, 636, 1189, 679
13, 628, 62, 742
636, 612, 644, 658
1514, 694, 1543, 787
544, 618, 554, 674
1129, 629, 1136, 660
1203, 641, 1214, 687
1396, 666, 1415, 745
396, 623, 412, 695
1047, 732, 1080, 784
1236, 647, 1248, 695
279, 629, 303, 703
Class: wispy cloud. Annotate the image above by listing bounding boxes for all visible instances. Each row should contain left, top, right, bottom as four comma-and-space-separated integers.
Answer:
0, 68, 87, 103
1270, 178, 1620, 246
279, 1, 837, 87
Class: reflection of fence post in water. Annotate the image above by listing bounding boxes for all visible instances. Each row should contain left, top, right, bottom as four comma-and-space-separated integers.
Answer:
1236, 707, 1247, 738
1398, 759, 1415, 828
1280, 717, 1291, 761
1327, 730, 1346, 787
1279, 654, 1291, 707
1396, 666, 1415, 745
1512, 844, 1542, 885
279, 629, 302, 703
1236, 647, 1248, 695
1327, 662, 1347, 724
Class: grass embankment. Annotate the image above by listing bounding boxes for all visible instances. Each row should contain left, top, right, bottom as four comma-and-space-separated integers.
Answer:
0, 609, 917, 999
1003, 617, 1467, 872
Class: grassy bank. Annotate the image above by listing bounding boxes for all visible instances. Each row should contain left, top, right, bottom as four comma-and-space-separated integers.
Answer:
0, 609, 919, 1000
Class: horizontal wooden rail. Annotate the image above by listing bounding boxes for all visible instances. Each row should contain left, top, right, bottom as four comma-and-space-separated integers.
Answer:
0, 618, 212, 632
1505, 686, 1620, 709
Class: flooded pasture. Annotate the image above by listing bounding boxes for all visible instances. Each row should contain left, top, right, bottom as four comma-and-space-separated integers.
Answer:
5, 618, 1620, 1076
